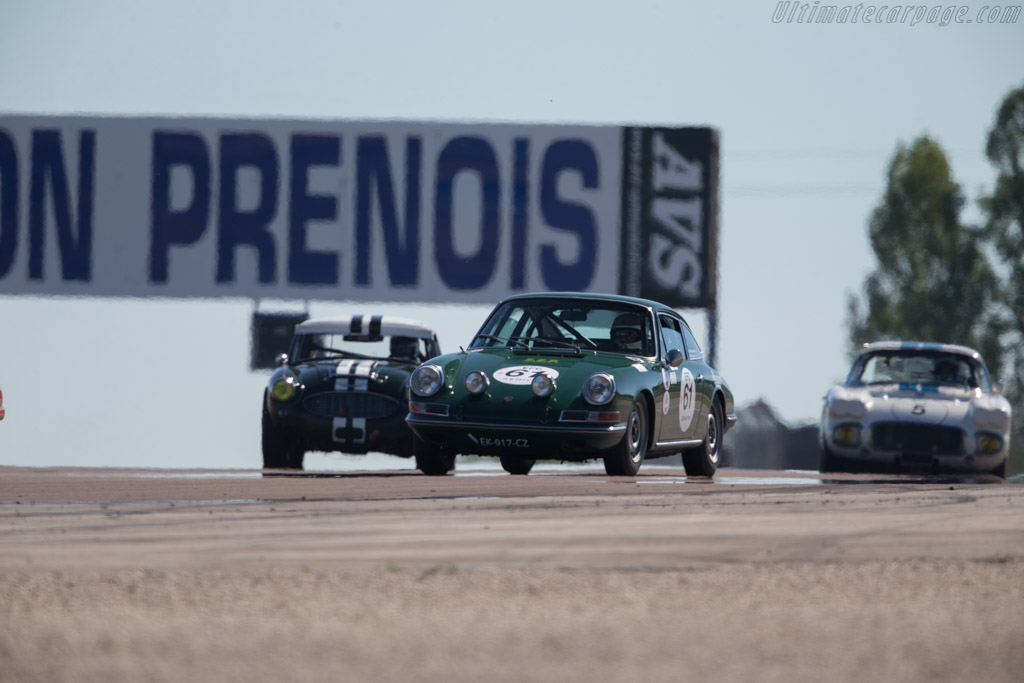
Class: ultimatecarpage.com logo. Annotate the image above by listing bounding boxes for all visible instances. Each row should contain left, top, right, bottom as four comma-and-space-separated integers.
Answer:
772, 2, 1021, 26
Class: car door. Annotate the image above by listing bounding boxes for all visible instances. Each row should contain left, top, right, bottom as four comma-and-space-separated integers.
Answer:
679, 319, 711, 438
656, 314, 702, 443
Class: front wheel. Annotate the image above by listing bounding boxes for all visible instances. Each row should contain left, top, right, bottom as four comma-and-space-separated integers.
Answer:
604, 398, 648, 476
500, 455, 536, 475
682, 400, 722, 477
819, 444, 845, 473
262, 401, 304, 470
990, 459, 1007, 479
415, 436, 456, 476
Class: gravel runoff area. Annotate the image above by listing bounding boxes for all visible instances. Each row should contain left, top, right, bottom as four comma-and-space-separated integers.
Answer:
1, 466, 1022, 683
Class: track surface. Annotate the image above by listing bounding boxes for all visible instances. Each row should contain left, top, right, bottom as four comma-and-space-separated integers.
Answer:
1, 465, 1022, 682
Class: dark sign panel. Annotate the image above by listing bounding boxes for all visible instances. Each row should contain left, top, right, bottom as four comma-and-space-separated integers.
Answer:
250, 311, 308, 370
620, 127, 719, 309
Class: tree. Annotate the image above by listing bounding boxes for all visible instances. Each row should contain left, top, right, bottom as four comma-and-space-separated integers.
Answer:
982, 83, 1024, 474
847, 136, 999, 361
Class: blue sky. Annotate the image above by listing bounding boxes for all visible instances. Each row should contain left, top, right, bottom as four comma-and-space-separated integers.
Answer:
0, 0, 1021, 468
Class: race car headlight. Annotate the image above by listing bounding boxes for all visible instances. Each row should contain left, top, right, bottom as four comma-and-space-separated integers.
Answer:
972, 406, 1010, 430
976, 433, 1003, 454
271, 377, 298, 402
583, 373, 616, 405
829, 398, 867, 419
464, 371, 489, 395
833, 424, 861, 446
531, 373, 556, 398
410, 364, 445, 397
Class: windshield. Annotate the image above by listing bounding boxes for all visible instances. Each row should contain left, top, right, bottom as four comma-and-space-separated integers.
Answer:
289, 332, 429, 364
471, 300, 656, 356
850, 351, 985, 389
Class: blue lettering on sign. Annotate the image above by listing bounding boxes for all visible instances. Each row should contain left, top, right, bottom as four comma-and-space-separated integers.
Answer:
539, 139, 597, 290
150, 132, 211, 283
355, 136, 421, 286
435, 136, 500, 290
217, 133, 278, 284
289, 134, 340, 285
511, 137, 529, 289
28, 130, 95, 282
126, 129, 601, 294
0, 130, 17, 278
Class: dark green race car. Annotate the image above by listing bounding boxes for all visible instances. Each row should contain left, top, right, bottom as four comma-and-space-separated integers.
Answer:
406, 292, 737, 476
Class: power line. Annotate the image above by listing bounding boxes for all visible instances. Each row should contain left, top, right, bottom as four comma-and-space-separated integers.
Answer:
727, 185, 880, 196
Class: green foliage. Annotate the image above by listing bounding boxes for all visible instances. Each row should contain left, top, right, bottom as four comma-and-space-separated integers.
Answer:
849, 84, 1024, 476
847, 136, 998, 359
981, 84, 1024, 474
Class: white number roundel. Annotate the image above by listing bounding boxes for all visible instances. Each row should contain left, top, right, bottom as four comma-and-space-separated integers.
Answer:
493, 365, 560, 385
678, 367, 696, 431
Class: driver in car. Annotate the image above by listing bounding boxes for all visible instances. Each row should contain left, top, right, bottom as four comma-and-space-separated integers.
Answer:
932, 358, 963, 385
389, 336, 423, 363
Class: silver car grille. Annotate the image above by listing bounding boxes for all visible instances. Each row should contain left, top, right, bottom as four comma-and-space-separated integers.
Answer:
871, 423, 964, 456
303, 392, 402, 420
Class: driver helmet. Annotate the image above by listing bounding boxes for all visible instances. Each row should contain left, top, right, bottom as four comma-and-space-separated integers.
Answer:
390, 336, 421, 362
610, 313, 644, 352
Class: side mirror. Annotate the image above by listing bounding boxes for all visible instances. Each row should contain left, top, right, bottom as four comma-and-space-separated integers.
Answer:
993, 380, 1004, 395
666, 349, 684, 368
275, 353, 289, 367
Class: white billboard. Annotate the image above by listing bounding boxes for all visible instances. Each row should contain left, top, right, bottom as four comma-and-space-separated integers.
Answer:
0, 116, 717, 307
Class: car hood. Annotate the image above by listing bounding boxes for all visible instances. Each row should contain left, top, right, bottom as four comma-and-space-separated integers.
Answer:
430, 348, 650, 420
828, 384, 1011, 430
272, 357, 417, 396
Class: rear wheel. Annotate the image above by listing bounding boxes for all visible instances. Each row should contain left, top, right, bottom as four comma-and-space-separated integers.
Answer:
500, 456, 536, 475
415, 436, 456, 476
682, 399, 722, 477
603, 398, 648, 476
262, 400, 304, 470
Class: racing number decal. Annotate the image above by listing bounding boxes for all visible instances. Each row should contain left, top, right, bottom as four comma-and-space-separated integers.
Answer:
493, 366, 561, 385
678, 367, 696, 432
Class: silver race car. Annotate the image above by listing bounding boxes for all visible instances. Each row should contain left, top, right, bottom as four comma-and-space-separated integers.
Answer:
821, 341, 1012, 477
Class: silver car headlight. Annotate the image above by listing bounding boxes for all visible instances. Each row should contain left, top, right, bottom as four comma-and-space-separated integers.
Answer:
972, 406, 1010, 430
464, 370, 489, 395
410, 364, 445, 397
832, 423, 862, 446
531, 373, 556, 398
583, 373, 616, 405
976, 433, 1003, 454
828, 398, 867, 419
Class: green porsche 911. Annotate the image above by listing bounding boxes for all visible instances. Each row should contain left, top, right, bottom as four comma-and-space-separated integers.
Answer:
405, 292, 737, 476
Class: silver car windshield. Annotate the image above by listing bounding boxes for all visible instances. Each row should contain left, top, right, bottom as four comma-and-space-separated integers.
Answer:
852, 352, 984, 389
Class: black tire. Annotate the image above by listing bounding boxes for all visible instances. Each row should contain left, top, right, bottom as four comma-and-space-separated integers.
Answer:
603, 398, 648, 476
261, 400, 304, 470
500, 456, 536, 475
990, 459, 1007, 479
819, 444, 843, 473
415, 436, 455, 476
819, 444, 863, 473
682, 399, 722, 477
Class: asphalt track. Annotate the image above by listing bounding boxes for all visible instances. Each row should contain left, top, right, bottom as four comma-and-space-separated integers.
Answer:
1, 465, 1022, 682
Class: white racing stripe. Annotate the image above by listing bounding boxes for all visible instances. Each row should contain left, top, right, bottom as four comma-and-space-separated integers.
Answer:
332, 416, 368, 445
332, 360, 376, 444
334, 360, 375, 392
